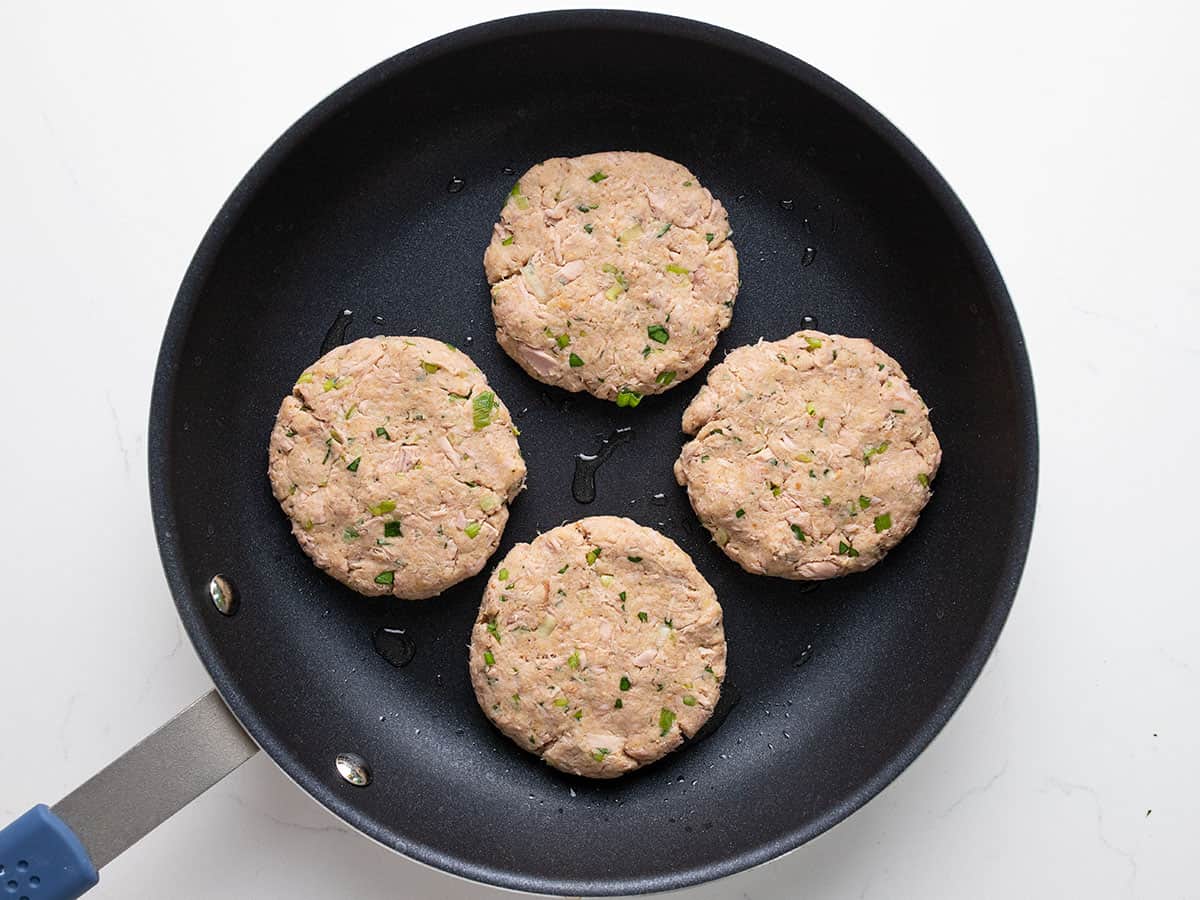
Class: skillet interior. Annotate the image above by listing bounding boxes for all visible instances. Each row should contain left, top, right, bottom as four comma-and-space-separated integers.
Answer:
149, 11, 1037, 895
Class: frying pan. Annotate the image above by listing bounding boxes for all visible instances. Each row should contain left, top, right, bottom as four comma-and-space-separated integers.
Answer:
0, 10, 1037, 898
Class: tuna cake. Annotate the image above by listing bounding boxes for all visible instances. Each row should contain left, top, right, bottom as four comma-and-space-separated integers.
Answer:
268, 336, 526, 599
484, 151, 739, 405
674, 330, 941, 580
469, 516, 726, 778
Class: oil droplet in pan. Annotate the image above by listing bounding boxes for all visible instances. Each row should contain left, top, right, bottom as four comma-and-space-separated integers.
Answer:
572, 428, 634, 503
320, 309, 354, 354
373, 628, 416, 668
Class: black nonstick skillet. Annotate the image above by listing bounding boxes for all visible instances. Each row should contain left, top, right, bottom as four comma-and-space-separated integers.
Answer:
0, 11, 1036, 898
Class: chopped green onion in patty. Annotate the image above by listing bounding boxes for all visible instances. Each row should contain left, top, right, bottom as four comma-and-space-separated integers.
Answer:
472, 391, 495, 430
863, 441, 889, 464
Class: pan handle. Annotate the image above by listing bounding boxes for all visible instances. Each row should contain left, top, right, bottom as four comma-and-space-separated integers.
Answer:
0, 691, 258, 899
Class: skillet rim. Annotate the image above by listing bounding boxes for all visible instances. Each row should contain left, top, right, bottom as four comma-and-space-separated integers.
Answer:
148, 9, 1039, 895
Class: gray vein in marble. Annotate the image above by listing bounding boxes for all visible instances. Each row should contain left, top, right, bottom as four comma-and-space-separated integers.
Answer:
939, 759, 1009, 818
1157, 647, 1193, 673
1046, 777, 1137, 896
1070, 304, 1200, 357
105, 391, 130, 477
135, 618, 184, 703
58, 692, 80, 762
222, 793, 351, 837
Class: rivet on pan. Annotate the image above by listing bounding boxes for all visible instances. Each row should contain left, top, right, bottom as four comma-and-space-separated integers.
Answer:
335, 753, 371, 787
208, 575, 238, 616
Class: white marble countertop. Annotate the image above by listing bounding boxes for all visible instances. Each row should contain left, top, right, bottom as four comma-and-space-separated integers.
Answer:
1, 1, 1195, 897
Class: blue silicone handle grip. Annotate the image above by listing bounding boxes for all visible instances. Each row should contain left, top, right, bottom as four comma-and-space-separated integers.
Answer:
0, 806, 98, 900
